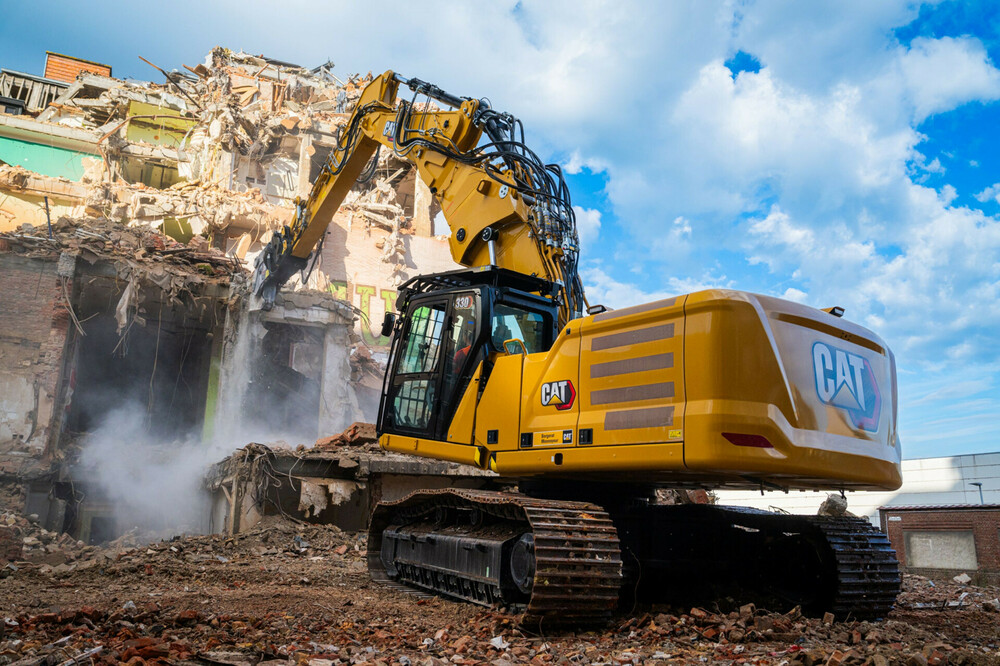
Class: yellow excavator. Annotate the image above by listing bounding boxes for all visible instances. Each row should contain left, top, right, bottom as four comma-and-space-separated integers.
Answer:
252, 71, 903, 624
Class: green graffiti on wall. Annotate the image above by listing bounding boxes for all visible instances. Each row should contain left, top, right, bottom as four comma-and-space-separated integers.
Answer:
328, 281, 398, 346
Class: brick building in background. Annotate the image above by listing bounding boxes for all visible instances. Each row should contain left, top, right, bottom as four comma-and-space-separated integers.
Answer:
42, 52, 111, 83
879, 505, 1000, 585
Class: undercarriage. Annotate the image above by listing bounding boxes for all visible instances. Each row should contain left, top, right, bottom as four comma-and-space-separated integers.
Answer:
368, 487, 900, 625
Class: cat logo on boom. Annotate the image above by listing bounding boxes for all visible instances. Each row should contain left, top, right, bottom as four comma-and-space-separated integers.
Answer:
540, 380, 576, 411
812, 341, 881, 432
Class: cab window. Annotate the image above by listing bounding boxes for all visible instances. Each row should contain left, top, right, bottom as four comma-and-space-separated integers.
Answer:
392, 303, 447, 429
491, 304, 548, 353
446, 293, 478, 385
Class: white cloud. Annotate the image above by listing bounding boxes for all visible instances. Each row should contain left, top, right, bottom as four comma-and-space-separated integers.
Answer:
581, 263, 731, 310
975, 183, 1000, 204
892, 37, 1000, 122
781, 287, 808, 303
563, 150, 609, 175
581, 265, 676, 309
573, 205, 601, 248
748, 206, 816, 265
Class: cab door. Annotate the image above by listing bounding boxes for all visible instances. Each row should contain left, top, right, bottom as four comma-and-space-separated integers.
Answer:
378, 291, 483, 442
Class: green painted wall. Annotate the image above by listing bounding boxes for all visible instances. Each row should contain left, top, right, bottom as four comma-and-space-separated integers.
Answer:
0, 135, 97, 181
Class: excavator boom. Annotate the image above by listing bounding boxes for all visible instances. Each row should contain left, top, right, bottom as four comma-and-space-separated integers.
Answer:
252, 71, 585, 325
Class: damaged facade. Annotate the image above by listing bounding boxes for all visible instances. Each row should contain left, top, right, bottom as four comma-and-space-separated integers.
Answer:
0, 48, 460, 542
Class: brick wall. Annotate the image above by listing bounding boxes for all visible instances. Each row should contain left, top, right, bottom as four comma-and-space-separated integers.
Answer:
0, 257, 64, 344
43, 53, 111, 84
880, 507, 1000, 575
0, 525, 22, 561
0, 254, 72, 464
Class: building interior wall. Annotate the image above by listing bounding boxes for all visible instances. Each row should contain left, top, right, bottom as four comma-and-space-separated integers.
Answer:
62, 311, 213, 440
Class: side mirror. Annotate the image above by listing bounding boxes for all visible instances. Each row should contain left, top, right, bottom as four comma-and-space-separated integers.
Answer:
380, 312, 397, 338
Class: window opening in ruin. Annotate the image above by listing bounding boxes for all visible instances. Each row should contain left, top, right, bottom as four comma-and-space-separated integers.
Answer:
57, 283, 219, 543
308, 143, 334, 183
119, 157, 182, 189
64, 302, 213, 440
242, 322, 324, 442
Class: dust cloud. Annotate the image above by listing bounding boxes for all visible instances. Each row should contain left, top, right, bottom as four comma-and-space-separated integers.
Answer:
77, 405, 221, 537
74, 295, 363, 542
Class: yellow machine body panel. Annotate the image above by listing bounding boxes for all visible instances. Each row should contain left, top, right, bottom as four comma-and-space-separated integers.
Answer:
381, 433, 481, 468
472, 354, 524, 451
517, 327, 581, 448
577, 296, 686, 448
680, 289, 901, 489
446, 361, 483, 445
382, 288, 902, 492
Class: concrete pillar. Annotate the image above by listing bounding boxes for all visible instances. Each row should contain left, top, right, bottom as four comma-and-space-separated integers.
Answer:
412, 174, 433, 236
297, 134, 314, 197
318, 322, 363, 436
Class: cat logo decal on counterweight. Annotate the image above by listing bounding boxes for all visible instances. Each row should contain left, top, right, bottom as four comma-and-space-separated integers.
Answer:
540, 380, 576, 411
812, 341, 881, 432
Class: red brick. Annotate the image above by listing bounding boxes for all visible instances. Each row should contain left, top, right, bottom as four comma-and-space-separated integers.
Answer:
0, 526, 22, 561
44, 54, 110, 83
881, 506, 1000, 580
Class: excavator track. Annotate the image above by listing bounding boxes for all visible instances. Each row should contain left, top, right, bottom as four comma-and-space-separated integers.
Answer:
369, 492, 900, 624
805, 514, 901, 619
619, 505, 900, 621
723, 507, 901, 620
368, 488, 622, 625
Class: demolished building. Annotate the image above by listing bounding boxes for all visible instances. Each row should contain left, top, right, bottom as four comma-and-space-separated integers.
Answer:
0, 48, 462, 543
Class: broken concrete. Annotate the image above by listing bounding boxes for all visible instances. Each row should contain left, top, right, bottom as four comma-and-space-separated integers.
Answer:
206, 426, 501, 534
0, 46, 463, 547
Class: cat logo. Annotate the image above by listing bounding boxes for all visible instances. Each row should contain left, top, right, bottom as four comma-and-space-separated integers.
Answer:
812, 341, 881, 432
540, 380, 576, 411
383, 121, 396, 141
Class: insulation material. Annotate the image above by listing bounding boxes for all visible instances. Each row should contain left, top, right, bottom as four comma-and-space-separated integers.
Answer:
114, 277, 138, 334
262, 155, 299, 204
296, 477, 362, 517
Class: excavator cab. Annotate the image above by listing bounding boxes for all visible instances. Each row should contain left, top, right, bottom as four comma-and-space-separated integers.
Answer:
377, 268, 559, 442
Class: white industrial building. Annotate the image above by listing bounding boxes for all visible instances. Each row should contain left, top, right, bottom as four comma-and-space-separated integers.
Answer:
716, 451, 1000, 525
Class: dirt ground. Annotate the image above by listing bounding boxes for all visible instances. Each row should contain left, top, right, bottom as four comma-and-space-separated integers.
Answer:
2, 520, 999, 666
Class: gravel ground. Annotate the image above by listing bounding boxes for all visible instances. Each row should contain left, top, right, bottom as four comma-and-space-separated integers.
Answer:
1, 519, 999, 666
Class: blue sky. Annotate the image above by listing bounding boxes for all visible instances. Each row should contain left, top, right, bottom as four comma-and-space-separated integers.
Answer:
3, 0, 998, 458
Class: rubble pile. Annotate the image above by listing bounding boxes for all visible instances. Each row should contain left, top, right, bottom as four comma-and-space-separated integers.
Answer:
2, 46, 424, 270
0, 212, 237, 298
37, 47, 373, 188
101, 176, 287, 242
897, 573, 1000, 612
349, 344, 385, 392
0, 161, 285, 243
314, 422, 378, 451
1, 521, 999, 666
0, 511, 96, 577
